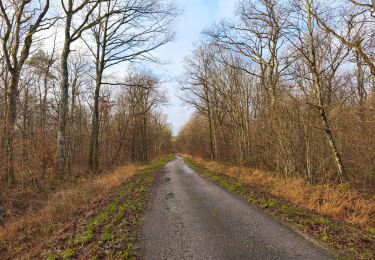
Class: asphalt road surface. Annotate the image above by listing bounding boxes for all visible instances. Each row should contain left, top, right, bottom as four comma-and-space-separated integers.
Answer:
140, 156, 333, 260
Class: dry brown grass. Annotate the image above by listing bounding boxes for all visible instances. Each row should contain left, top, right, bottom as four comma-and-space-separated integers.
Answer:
183, 154, 375, 228
0, 164, 143, 255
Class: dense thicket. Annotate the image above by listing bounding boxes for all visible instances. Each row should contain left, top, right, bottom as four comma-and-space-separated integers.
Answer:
176, 0, 375, 190
0, 0, 175, 191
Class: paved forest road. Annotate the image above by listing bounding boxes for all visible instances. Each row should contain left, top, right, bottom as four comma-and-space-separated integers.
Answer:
140, 156, 332, 260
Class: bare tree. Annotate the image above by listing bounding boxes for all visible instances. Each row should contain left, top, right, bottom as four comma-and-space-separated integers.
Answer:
0, 0, 50, 183
83, 0, 176, 172
180, 44, 219, 160
57, 0, 105, 177
125, 71, 166, 162
310, 0, 375, 76
177, 0, 375, 185
205, 0, 298, 173
206, 0, 290, 108
27, 48, 56, 188
303, 0, 346, 181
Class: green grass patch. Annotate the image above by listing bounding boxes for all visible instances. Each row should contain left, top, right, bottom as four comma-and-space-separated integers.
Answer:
61, 248, 74, 259
101, 230, 111, 242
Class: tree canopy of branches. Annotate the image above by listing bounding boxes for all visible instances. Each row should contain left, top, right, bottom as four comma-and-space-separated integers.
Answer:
0, 0, 51, 183
177, 0, 375, 189
0, 0, 175, 191
83, 0, 177, 173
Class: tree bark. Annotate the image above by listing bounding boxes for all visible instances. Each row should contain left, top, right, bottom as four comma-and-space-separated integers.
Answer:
318, 103, 345, 181
21, 84, 30, 186
4, 72, 20, 184
88, 13, 108, 173
355, 51, 366, 124
205, 86, 216, 161
88, 75, 101, 173
40, 70, 49, 188
56, 13, 72, 177
142, 114, 148, 161
306, 0, 345, 181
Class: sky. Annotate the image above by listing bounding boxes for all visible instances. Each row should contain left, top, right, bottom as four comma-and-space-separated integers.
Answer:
152, 0, 237, 135
42, 0, 237, 135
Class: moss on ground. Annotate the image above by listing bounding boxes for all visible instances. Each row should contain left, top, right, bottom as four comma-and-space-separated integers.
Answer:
185, 158, 375, 260
43, 155, 174, 259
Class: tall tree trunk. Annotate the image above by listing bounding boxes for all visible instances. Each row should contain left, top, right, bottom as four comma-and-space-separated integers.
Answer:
89, 76, 101, 173
306, 0, 345, 181
306, 131, 313, 182
56, 17, 71, 177
21, 85, 29, 186
142, 114, 148, 161
4, 72, 20, 184
355, 51, 366, 124
204, 86, 216, 161
1, 71, 9, 177
318, 101, 345, 181
131, 111, 136, 163
40, 72, 48, 188
88, 14, 108, 172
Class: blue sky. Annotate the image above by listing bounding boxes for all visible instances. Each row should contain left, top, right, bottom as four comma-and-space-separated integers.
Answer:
153, 0, 237, 134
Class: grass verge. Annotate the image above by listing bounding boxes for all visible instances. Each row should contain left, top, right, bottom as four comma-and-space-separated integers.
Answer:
183, 156, 375, 260
0, 155, 174, 259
